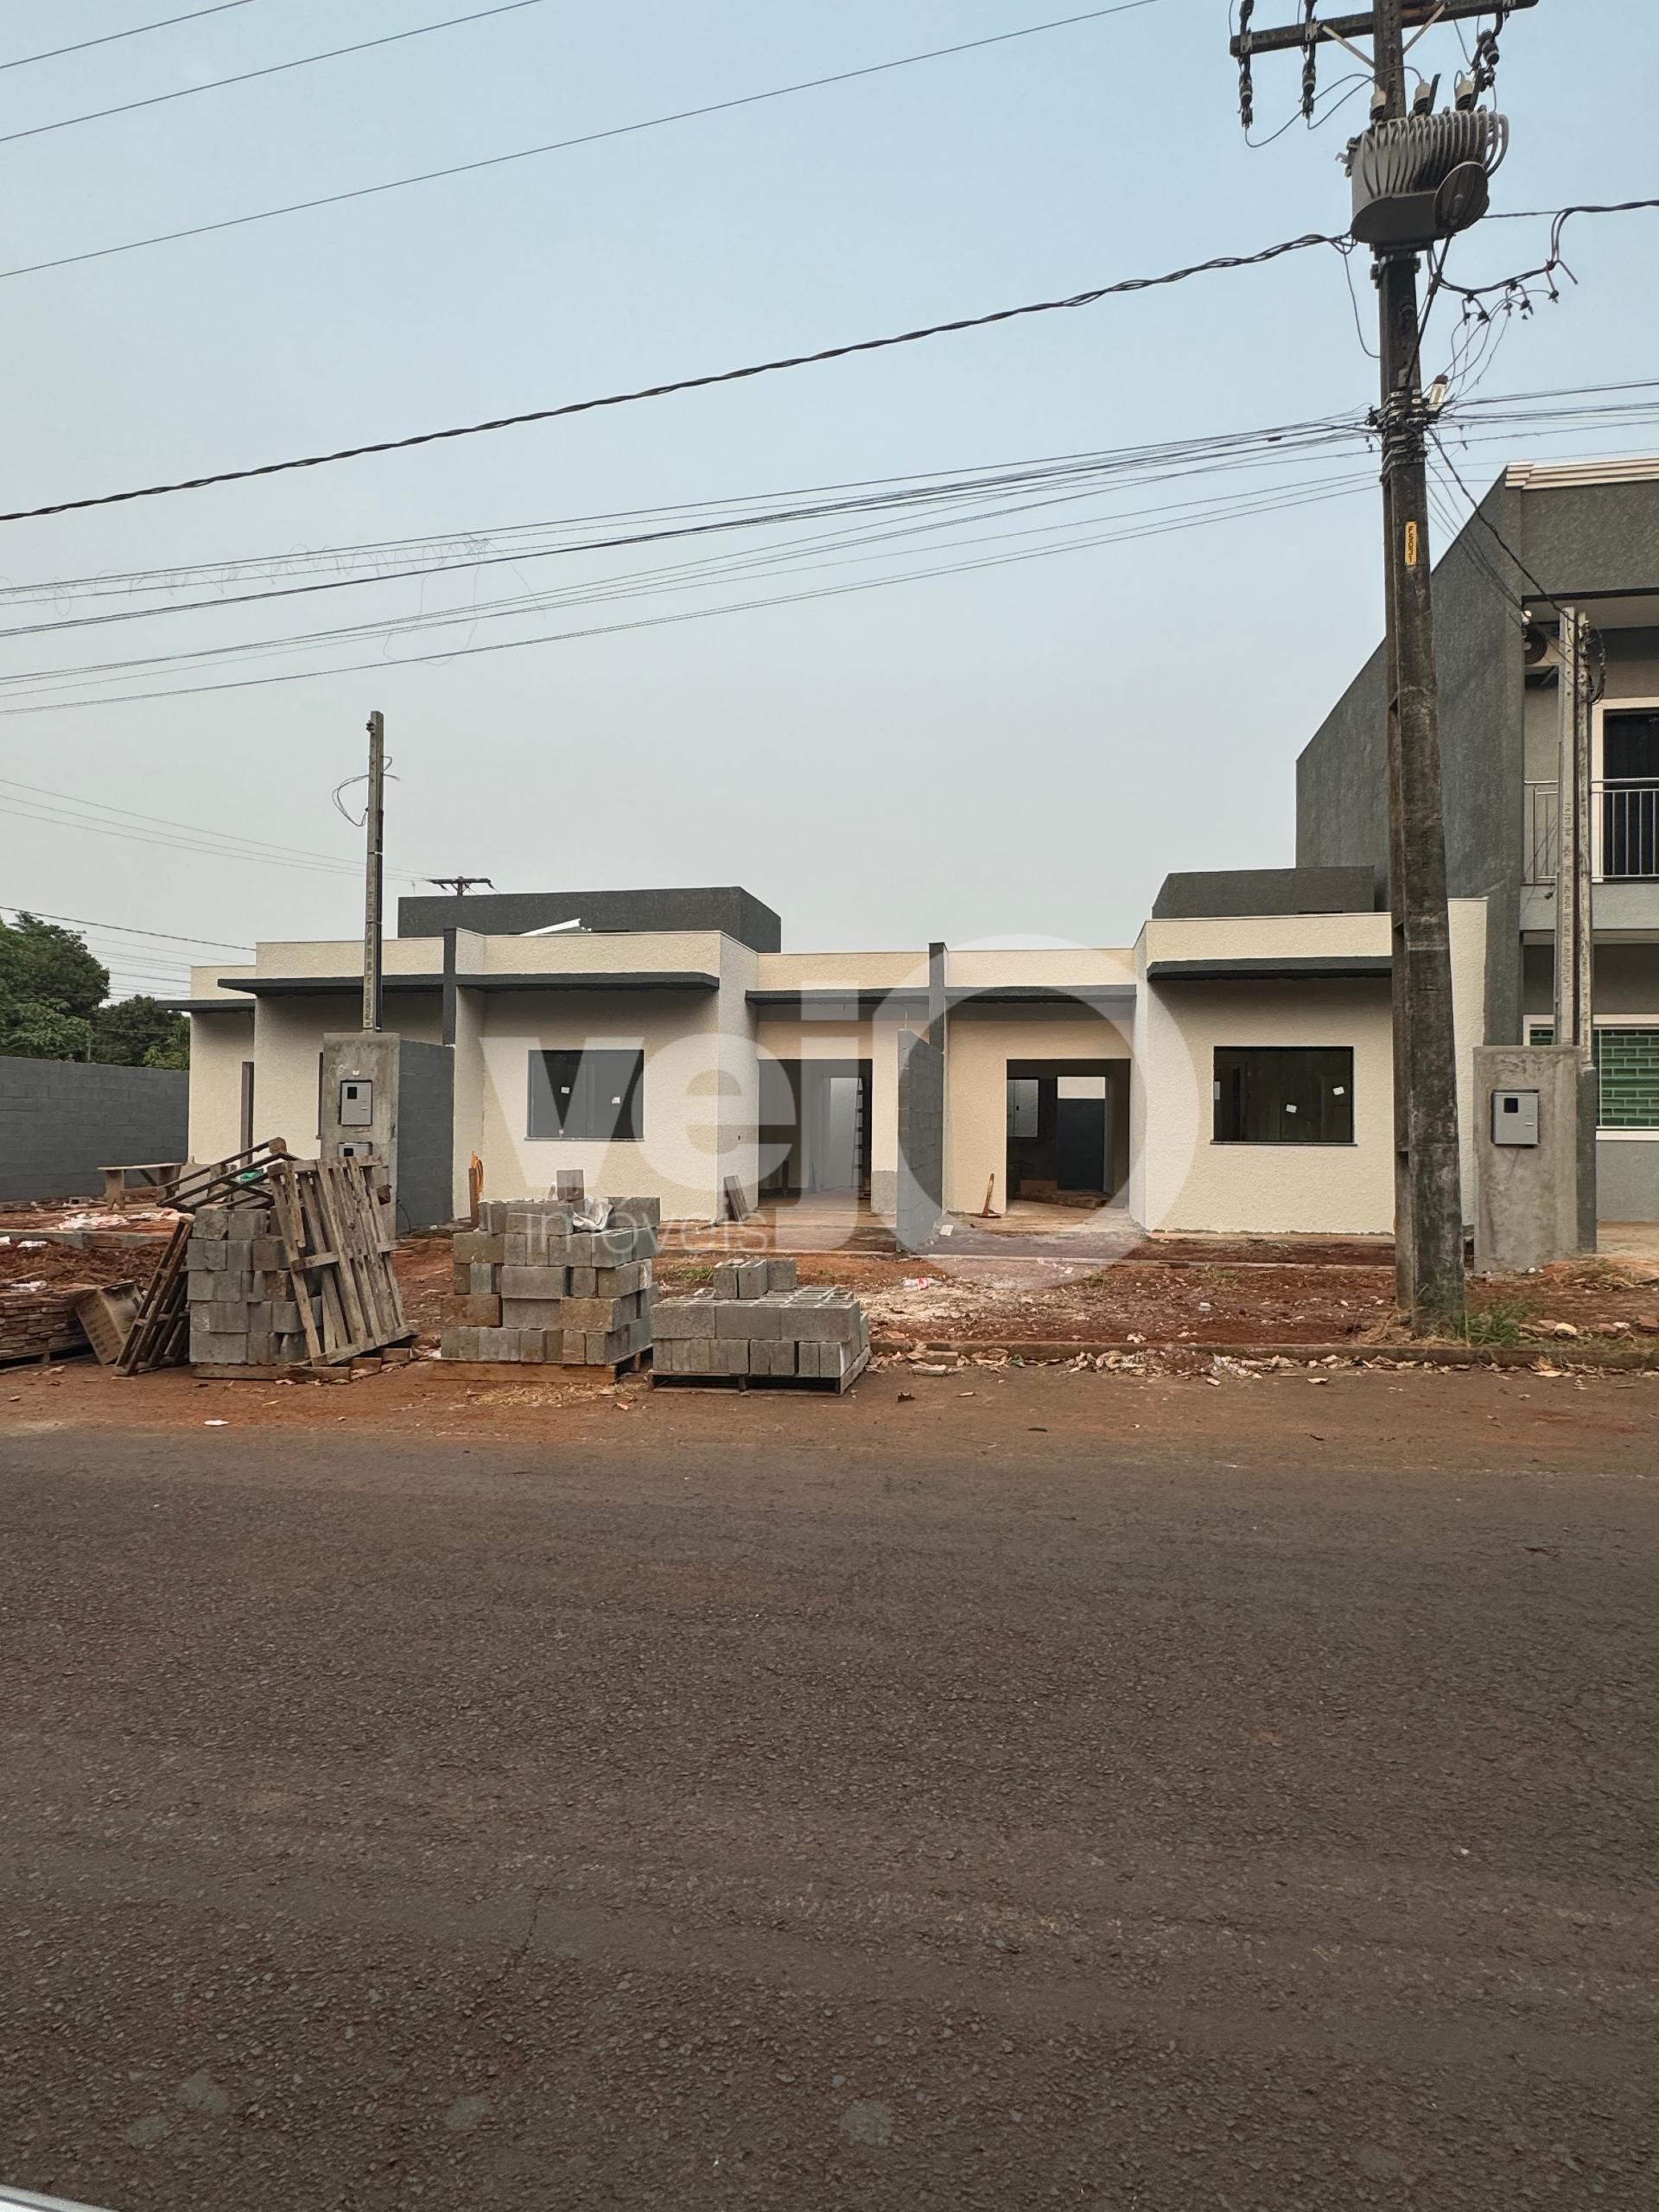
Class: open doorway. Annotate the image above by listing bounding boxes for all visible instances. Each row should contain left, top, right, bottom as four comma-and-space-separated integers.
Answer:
1006, 1061, 1128, 1204
759, 1058, 873, 1196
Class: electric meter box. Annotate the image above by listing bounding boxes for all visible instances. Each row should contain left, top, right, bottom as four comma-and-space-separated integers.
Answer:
1491, 1089, 1540, 1147
1474, 1046, 1597, 1274
318, 1031, 456, 1232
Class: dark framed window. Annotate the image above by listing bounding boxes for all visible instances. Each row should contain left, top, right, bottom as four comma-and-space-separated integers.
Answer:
1213, 1046, 1354, 1145
528, 1048, 643, 1141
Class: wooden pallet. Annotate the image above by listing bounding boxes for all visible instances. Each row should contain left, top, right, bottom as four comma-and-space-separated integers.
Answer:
115, 1217, 193, 1375
161, 1138, 290, 1215
266, 1155, 414, 1367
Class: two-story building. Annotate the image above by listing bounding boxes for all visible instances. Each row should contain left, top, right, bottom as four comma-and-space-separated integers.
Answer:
1298, 456, 1659, 1222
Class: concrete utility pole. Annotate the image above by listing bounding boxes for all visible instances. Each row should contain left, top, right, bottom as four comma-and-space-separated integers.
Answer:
1229, 0, 1533, 1327
362, 709, 385, 1033
1552, 607, 1595, 1064
426, 875, 493, 897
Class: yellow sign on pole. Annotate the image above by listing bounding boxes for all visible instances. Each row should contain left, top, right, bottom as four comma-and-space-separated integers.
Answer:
1404, 520, 1420, 569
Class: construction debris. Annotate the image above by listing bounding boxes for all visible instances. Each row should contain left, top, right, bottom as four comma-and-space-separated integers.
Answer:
440, 1197, 658, 1369
0, 1284, 93, 1365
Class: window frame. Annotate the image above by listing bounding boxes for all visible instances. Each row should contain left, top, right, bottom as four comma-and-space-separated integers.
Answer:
1211, 1045, 1356, 1147
526, 1046, 645, 1143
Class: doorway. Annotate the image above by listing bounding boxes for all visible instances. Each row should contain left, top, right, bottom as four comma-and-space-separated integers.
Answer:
759, 1059, 873, 1196
1006, 1062, 1128, 1202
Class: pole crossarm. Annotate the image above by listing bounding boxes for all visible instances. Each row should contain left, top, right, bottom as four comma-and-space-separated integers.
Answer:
1230, 0, 1534, 56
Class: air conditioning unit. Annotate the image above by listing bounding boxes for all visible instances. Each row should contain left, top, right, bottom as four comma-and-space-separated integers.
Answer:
1346, 111, 1509, 250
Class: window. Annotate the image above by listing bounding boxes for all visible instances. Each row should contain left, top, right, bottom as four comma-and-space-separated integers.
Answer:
1597, 1027, 1659, 1129
1521, 1021, 1659, 1129
528, 1048, 643, 1141
1213, 1046, 1354, 1145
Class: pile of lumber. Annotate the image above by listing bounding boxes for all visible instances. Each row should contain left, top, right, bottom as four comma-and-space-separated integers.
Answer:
441, 1197, 658, 1368
0, 1286, 91, 1365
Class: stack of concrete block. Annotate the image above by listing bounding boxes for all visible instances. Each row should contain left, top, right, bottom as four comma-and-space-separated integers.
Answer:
187, 1203, 313, 1367
440, 1197, 658, 1366
653, 1268, 871, 1385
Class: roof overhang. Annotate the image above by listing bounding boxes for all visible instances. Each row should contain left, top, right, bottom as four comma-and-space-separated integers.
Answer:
748, 984, 1136, 1015
1147, 956, 1392, 982
213, 970, 720, 997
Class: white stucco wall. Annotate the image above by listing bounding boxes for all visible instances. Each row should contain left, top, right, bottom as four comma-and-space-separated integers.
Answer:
185, 1008, 254, 1162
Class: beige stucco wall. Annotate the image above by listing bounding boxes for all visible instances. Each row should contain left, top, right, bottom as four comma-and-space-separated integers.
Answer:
945, 1008, 1131, 1216
1131, 900, 1489, 1236
753, 950, 929, 992
473, 929, 725, 976
472, 987, 728, 1218
949, 948, 1136, 989
1133, 977, 1395, 1234
185, 1008, 254, 1162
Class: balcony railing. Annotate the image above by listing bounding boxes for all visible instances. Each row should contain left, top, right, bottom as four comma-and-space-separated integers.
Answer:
1523, 780, 1659, 886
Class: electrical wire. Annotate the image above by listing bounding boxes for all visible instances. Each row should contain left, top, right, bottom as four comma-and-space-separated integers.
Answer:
0, 472, 1376, 716
0, 905, 251, 950
0, 0, 552, 149
0, 3, 255, 73
0, 230, 1343, 526
0, 417, 1373, 642
0, 464, 1380, 697
0, 1, 1160, 284
0, 774, 429, 882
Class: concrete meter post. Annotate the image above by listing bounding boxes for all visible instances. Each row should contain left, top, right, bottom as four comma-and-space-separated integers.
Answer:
1472, 1045, 1596, 1275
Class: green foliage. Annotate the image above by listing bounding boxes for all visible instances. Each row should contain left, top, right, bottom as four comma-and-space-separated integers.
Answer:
0, 912, 108, 1028
1, 1000, 95, 1061
0, 916, 189, 1068
1461, 1300, 1536, 1349
93, 995, 189, 1071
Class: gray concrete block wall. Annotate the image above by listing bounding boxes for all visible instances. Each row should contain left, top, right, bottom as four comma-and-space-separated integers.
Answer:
896, 1031, 944, 1253
0, 1057, 189, 1203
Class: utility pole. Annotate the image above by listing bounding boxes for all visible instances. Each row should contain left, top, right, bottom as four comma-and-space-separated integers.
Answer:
426, 875, 493, 897
1229, 2, 1530, 1328
362, 709, 385, 1033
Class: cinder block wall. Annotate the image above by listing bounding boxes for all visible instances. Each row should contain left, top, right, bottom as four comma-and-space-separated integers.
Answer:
0, 1057, 189, 1202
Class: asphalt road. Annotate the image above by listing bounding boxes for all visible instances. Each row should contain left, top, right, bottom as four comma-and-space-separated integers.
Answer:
1, 1371, 1656, 2209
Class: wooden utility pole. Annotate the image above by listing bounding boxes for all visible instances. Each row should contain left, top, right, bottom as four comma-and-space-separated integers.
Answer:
1226, 0, 1537, 1328
362, 709, 385, 1033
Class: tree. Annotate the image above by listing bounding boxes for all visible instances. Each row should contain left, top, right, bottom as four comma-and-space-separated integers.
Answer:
0, 1000, 94, 1061
93, 995, 189, 1071
0, 913, 108, 1028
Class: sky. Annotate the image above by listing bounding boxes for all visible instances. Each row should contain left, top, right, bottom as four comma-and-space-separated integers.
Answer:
0, 0, 1654, 995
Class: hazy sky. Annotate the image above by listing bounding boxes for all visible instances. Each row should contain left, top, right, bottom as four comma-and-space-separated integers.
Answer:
1, 0, 1653, 993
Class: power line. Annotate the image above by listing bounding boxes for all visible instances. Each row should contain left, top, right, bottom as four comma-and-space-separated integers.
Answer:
0, 2, 255, 74
0, 463, 1378, 696
0, 230, 1342, 525
0, 472, 1376, 716
0, 774, 429, 882
0, 0, 551, 149
0, 416, 1371, 642
0, 1, 1161, 283
0, 906, 251, 950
